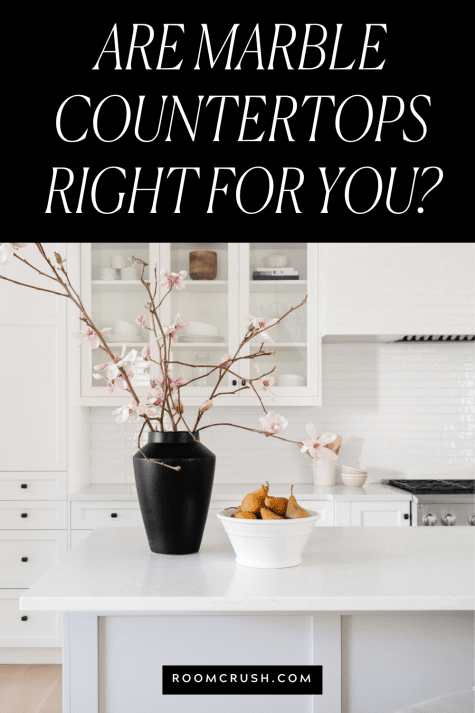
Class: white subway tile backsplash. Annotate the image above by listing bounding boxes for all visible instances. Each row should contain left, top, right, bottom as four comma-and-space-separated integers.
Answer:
89, 343, 475, 485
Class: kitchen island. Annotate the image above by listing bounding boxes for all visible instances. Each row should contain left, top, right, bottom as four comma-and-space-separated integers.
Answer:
21, 521, 475, 713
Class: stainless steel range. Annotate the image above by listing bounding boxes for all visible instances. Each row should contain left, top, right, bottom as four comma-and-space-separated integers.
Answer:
388, 480, 475, 527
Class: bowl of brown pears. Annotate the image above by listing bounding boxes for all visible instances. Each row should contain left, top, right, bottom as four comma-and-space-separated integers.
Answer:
217, 483, 319, 568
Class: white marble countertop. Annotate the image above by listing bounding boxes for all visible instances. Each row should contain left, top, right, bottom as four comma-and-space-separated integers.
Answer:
21, 522, 474, 613
70, 482, 413, 502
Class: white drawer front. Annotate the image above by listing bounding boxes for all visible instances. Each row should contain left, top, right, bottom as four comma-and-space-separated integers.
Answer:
71, 501, 142, 529
71, 530, 94, 549
0, 590, 61, 647
0, 472, 67, 500
0, 531, 68, 588
304, 501, 334, 526
0, 501, 68, 529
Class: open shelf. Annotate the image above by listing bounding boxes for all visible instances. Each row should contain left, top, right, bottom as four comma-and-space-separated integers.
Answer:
92, 280, 143, 292
174, 342, 228, 348
250, 280, 307, 293
181, 280, 228, 292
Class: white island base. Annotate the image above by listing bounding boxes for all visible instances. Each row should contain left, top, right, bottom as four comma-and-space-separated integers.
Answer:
21, 525, 475, 713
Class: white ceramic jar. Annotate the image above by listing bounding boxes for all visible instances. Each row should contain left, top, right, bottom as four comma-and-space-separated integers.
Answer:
311, 459, 337, 486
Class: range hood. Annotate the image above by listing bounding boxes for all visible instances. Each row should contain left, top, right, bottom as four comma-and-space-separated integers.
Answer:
322, 335, 474, 343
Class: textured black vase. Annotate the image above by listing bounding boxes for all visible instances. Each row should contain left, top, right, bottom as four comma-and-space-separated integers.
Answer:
133, 431, 215, 555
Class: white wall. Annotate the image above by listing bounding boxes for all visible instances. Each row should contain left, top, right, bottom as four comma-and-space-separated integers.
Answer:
88, 340, 474, 485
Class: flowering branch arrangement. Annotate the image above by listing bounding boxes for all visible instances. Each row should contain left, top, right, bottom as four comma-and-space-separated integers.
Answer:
0, 243, 340, 471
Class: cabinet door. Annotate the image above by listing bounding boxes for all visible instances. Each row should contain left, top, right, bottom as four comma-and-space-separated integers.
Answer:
0, 502, 68, 529
71, 501, 142, 528
0, 472, 67, 501
0, 243, 67, 470
80, 242, 161, 397
159, 242, 240, 403
0, 590, 61, 648
238, 243, 321, 405
0, 530, 68, 588
350, 501, 411, 526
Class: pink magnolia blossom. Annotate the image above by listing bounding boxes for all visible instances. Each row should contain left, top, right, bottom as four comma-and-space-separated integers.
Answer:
220, 354, 232, 367
136, 315, 147, 328
160, 269, 187, 290
259, 410, 288, 434
162, 313, 189, 343
169, 371, 187, 391
141, 346, 150, 359
93, 367, 134, 393
145, 388, 164, 407
246, 314, 278, 342
172, 396, 184, 414
200, 399, 213, 412
95, 345, 137, 381
112, 403, 140, 424
300, 424, 338, 461
71, 327, 111, 349
253, 364, 276, 401
0, 243, 27, 266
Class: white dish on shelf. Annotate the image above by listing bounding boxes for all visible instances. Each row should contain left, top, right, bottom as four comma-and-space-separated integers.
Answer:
179, 335, 224, 343
185, 322, 219, 337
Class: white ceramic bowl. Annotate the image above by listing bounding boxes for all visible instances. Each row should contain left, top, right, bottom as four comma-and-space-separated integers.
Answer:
217, 509, 319, 568
278, 374, 304, 387
341, 465, 367, 473
341, 474, 367, 487
185, 321, 219, 337
264, 254, 288, 268
114, 319, 140, 336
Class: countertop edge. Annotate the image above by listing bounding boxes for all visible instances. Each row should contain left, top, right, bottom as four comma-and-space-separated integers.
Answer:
19, 596, 474, 612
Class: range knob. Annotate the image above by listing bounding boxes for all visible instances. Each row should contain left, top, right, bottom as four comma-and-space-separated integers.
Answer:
469, 514, 475, 526
423, 514, 436, 526
442, 513, 456, 526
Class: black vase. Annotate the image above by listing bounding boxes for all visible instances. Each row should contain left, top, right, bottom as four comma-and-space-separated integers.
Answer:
133, 431, 215, 555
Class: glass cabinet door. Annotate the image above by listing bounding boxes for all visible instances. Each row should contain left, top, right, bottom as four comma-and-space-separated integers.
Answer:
158, 243, 240, 401
80, 243, 160, 397
238, 243, 319, 401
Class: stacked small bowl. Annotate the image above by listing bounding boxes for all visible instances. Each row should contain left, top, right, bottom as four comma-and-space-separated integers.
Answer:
341, 466, 367, 487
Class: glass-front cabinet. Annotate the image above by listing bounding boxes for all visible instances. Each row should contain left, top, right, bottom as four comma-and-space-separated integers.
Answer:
77, 242, 320, 405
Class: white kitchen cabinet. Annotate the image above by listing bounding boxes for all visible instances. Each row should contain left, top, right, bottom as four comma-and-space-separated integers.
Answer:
73, 242, 321, 405
0, 501, 68, 530
348, 501, 411, 527
0, 590, 62, 648
0, 531, 68, 588
322, 242, 475, 336
71, 501, 142, 529
0, 472, 67, 501
0, 243, 67, 471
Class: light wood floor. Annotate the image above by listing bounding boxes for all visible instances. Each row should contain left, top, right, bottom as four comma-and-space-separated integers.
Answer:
0, 665, 62, 713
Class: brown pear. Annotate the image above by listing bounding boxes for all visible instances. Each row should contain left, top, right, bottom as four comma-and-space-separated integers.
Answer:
260, 506, 284, 520
285, 485, 308, 519
241, 482, 269, 513
233, 511, 258, 519
264, 496, 288, 515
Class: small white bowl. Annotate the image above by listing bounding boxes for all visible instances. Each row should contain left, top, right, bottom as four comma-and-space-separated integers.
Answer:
217, 509, 319, 568
278, 374, 304, 387
185, 321, 219, 337
341, 474, 367, 487
341, 466, 367, 475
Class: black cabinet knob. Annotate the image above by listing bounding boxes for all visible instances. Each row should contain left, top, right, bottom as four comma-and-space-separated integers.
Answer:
241, 380, 246, 386
21, 513, 28, 518
111, 513, 118, 518
21, 616, 28, 622
404, 513, 409, 520
232, 379, 237, 386
21, 557, 28, 562
21, 484, 28, 489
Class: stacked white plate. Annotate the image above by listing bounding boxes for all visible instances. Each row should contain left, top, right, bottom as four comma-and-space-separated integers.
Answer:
180, 335, 224, 343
